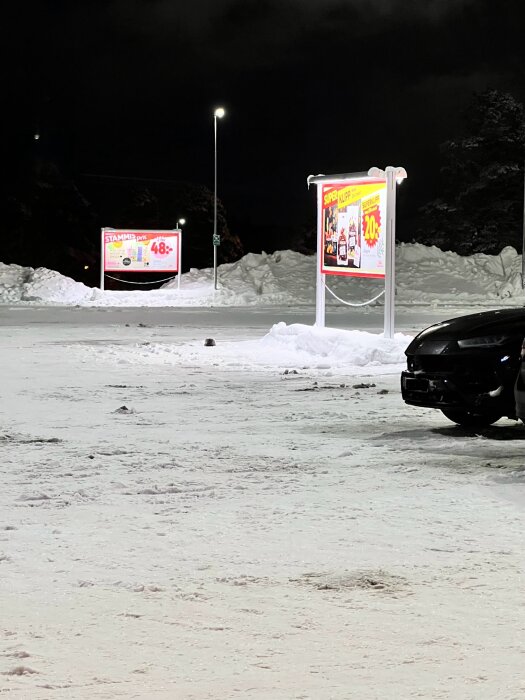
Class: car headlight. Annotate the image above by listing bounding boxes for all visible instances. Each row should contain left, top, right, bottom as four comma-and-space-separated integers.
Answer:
457, 335, 511, 348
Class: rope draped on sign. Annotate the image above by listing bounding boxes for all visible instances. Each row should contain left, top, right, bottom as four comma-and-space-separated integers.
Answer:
324, 281, 385, 307
103, 274, 178, 285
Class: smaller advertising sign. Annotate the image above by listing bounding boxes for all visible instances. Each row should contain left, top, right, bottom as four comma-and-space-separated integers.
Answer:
321, 180, 386, 278
103, 230, 179, 273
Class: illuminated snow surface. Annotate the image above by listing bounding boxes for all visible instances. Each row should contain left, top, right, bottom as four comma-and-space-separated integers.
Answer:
1, 244, 525, 699
1, 243, 525, 308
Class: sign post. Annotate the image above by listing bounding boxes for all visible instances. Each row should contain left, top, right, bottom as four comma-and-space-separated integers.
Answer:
177, 227, 182, 291
307, 166, 406, 338
384, 167, 397, 339
100, 228, 181, 291
315, 183, 325, 327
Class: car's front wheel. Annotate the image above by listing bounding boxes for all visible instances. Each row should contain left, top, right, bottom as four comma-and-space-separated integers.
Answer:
440, 408, 502, 428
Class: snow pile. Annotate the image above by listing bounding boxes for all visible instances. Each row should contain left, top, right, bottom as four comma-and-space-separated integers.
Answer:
0, 263, 94, 304
1, 244, 524, 308
22, 267, 94, 304
89, 322, 412, 373
0, 262, 29, 303
87, 250, 317, 307
396, 244, 524, 304
172, 250, 319, 305
260, 323, 411, 368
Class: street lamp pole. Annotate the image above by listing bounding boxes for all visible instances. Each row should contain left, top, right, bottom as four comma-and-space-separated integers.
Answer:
176, 218, 185, 291
213, 107, 225, 290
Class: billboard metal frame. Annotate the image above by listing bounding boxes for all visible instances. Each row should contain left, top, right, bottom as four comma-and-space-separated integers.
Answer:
308, 166, 407, 339
100, 228, 182, 291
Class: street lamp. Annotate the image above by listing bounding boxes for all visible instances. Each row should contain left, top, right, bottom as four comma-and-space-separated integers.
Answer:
174, 218, 186, 292
213, 107, 225, 290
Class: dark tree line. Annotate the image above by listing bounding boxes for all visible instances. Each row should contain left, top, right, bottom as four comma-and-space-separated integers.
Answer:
416, 90, 525, 255
3, 89, 524, 285
1, 160, 243, 286
280, 90, 525, 259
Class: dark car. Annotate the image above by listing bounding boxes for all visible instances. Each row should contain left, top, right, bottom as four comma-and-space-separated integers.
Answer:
514, 338, 525, 421
401, 308, 525, 427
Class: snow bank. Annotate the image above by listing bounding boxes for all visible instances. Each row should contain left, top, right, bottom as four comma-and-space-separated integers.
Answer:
1, 244, 524, 308
88, 322, 412, 373
0, 263, 94, 304
396, 244, 524, 304
261, 323, 410, 368
22, 267, 94, 304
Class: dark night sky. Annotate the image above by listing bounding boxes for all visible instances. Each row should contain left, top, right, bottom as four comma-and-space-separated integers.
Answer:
4, 0, 524, 245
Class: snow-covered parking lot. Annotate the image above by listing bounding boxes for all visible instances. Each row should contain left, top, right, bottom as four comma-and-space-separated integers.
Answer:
1, 304, 525, 700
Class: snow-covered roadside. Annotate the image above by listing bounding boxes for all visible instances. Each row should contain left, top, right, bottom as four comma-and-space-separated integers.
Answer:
1, 309, 525, 699
1, 244, 524, 308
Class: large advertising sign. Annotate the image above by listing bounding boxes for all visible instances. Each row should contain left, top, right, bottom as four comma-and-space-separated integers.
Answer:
103, 229, 179, 273
321, 180, 387, 278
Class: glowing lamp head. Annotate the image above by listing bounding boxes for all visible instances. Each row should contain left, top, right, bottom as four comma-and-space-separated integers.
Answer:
395, 167, 408, 185
214, 107, 225, 119
178, 218, 186, 226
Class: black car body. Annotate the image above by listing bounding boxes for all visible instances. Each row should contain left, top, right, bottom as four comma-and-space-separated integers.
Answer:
514, 338, 525, 421
401, 308, 525, 426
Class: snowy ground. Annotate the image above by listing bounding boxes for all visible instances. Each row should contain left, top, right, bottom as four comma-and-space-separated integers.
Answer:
1, 297, 525, 699
2, 245, 525, 698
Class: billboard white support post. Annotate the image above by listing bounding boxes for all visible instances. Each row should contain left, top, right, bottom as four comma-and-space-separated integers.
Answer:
315, 183, 326, 327
384, 167, 397, 339
177, 229, 182, 290
100, 228, 105, 291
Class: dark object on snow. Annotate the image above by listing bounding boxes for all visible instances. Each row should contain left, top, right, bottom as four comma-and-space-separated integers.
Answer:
204, 338, 216, 346
401, 308, 525, 427
113, 405, 135, 414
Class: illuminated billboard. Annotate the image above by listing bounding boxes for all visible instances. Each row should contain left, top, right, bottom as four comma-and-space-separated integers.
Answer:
321, 180, 387, 278
102, 229, 180, 273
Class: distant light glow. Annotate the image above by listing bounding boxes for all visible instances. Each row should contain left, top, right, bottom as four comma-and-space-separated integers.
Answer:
84, 265, 89, 270
33, 133, 40, 140
395, 167, 408, 184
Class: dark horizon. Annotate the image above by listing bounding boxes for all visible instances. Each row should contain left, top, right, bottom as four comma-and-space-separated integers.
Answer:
4, 0, 524, 272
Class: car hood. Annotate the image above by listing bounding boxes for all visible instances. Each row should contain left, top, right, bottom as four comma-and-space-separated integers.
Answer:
406, 308, 525, 354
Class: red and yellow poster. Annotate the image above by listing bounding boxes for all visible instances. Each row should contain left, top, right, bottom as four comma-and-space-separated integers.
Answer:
321, 180, 386, 278
103, 230, 179, 273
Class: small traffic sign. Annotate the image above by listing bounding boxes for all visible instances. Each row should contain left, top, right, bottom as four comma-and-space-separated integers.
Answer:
213, 234, 221, 246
